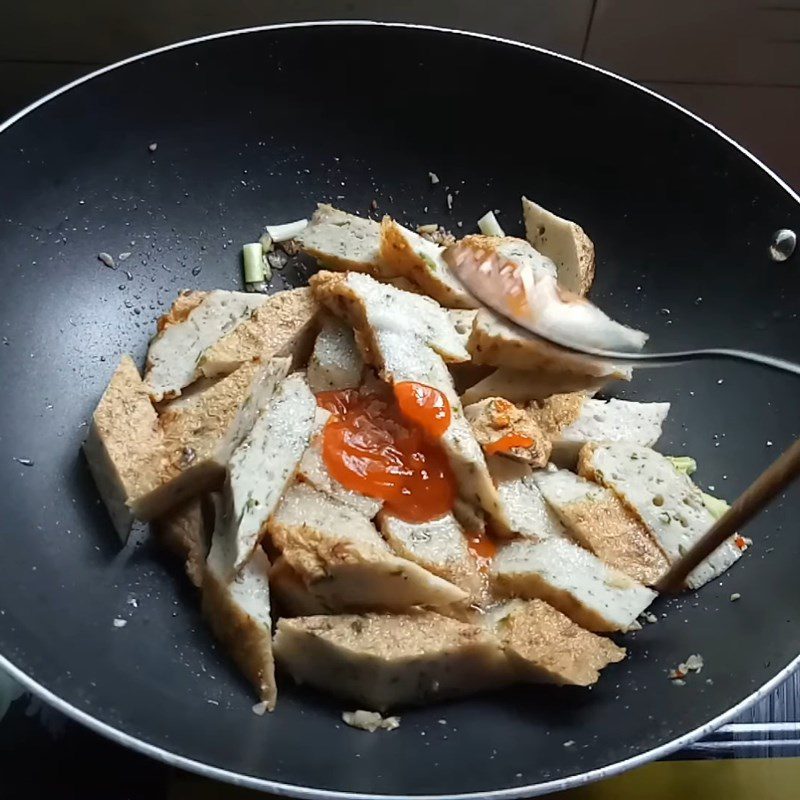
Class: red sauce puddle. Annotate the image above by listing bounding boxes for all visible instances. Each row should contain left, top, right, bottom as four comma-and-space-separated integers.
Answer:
316, 383, 456, 524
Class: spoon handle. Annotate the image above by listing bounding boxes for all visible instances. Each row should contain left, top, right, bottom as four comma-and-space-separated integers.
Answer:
658, 438, 800, 592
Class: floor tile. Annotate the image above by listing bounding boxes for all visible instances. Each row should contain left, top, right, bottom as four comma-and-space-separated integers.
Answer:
0, 62, 98, 121
0, 1, 593, 64
646, 82, 800, 190
587, 1, 800, 85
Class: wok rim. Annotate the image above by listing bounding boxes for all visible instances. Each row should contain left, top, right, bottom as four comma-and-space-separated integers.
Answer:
1, 19, 798, 799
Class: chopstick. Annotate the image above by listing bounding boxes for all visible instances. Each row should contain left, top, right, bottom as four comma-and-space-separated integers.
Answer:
657, 438, 800, 592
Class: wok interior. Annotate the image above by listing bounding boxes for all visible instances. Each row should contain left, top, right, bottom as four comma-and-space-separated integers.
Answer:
0, 24, 799, 797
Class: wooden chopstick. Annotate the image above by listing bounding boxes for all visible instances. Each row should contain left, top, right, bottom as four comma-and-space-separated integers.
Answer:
657, 438, 800, 593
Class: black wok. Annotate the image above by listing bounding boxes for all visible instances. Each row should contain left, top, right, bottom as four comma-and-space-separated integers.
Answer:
1, 22, 799, 798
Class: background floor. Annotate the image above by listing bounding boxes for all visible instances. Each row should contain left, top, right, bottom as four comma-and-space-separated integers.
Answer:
2, 1, 799, 188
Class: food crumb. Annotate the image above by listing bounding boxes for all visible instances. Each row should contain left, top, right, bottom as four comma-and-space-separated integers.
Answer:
706, 678, 714, 685
342, 710, 400, 732
668, 667, 686, 680
766, 440, 773, 447
252, 701, 269, 716
640, 611, 658, 625
148, 142, 158, 152
418, 225, 456, 246
672, 679, 686, 687
118, 252, 132, 262
13, 457, 34, 467
684, 654, 704, 673
266, 249, 289, 270
428, 171, 440, 185
670, 654, 703, 682
112, 618, 127, 628
98, 252, 116, 269
730, 592, 741, 602
446, 193, 453, 210
563, 740, 575, 748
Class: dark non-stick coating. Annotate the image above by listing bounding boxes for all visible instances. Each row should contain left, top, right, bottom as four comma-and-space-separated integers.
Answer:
1, 22, 799, 799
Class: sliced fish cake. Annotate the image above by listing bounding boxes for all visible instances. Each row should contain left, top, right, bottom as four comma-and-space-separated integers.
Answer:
526, 393, 587, 438
203, 510, 277, 707
269, 556, 332, 617
379, 217, 478, 309
579, 443, 743, 589
465, 396, 551, 467
83, 355, 165, 540
445, 236, 647, 353
533, 469, 669, 585
88, 356, 286, 535
461, 366, 615, 406
312, 272, 508, 532
268, 482, 467, 611
552, 399, 670, 467
488, 456, 568, 540
484, 600, 625, 686
273, 610, 511, 710
211, 372, 317, 580
490, 536, 656, 632
296, 408, 382, 518
310, 270, 469, 363
378, 511, 485, 601
198, 287, 319, 378
152, 497, 210, 588
294, 204, 388, 275
145, 290, 269, 400
522, 196, 595, 296
151, 357, 291, 520
307, 314, 364, 392
402, 347, 512, 534
468, 309, 623, 376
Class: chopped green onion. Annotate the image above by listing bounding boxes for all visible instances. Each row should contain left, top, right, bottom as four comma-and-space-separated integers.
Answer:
259, 232, 273, 252
266, 218, 308, 242
667, 455, 697, 476
477, 210, 505, 237
420, 253, 439, 272
701, 492, 730, 520
242, 242, 266, 284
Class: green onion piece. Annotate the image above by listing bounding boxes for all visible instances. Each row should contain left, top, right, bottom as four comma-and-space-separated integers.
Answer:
266, 219, 308, 242
477, 210, 505, 237
242, 243, 265, 284
667, 455, 698, 476
420, 253, 439, 272
700, 491, 730, 519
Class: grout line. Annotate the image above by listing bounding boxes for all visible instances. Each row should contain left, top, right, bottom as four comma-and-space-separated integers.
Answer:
579, 0, 598, 60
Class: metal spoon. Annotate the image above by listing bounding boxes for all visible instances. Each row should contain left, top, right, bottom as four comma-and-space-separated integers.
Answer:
447, 243, 800, 586
446, 241, 800, 377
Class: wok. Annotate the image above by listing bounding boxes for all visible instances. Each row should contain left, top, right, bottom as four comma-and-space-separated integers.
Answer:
1, 21, 799, 798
